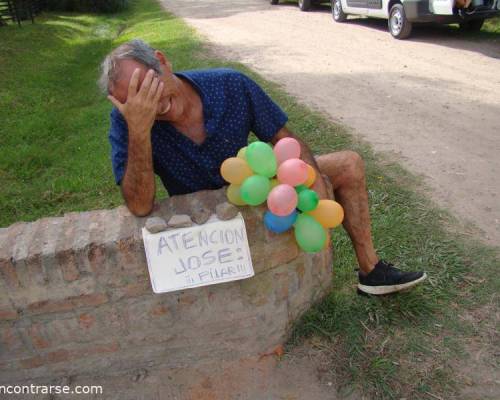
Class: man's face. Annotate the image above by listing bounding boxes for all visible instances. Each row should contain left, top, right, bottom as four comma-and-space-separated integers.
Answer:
110, 57, 177, 118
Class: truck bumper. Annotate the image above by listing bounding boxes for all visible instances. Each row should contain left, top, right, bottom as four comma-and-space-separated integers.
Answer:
403, 0, 500, 23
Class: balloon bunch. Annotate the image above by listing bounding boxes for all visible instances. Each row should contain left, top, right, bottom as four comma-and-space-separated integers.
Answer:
220, 138, 344, 253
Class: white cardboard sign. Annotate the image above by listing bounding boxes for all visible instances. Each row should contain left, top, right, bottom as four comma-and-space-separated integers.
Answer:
142, 213, 254, 293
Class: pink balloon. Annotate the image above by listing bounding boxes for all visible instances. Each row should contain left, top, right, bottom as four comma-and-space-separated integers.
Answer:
277, 158, 308, 186
274, 137, 301, 164
267, 184, 298, 216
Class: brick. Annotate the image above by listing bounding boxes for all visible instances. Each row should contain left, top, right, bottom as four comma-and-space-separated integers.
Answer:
10, 222, 45, 289
72, 341, 120, 359
21, 305, 123, 351
25, 218, 53, 287
0, 278, 17, 321
0, 324, 29, 360
116, 237, 145, 273
78, 313, 95, 329
0, 259, 20, 289
150, 304, 169, 316
55, 213, 80, 282
56, 249, 79, 282
87, 210, 107, 246
0, 308, 18, 321
110, 278, 151, 301
19, 341, 120, 369
26, 293, 108, 315
103, 208, 122, 244
28, 323, 50, 349
120, 298, 178, 344
0, 222, 26, 289
87, 243, 106, 276
40, 217, 65, 285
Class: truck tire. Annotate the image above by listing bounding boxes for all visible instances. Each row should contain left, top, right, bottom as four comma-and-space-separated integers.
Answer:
270, 0, 279, 4
298, 0, 312, 11
459, 18, 485, 32
388, 4, 412, 39
332, 0, 347, 22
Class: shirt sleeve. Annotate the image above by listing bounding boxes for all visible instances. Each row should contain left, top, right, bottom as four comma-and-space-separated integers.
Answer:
241, 73, 288, 142
108, 108, 128, 185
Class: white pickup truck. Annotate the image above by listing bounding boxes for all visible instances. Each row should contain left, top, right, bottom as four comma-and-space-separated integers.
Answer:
270, 0, 500, 39
331, 0, 500, 38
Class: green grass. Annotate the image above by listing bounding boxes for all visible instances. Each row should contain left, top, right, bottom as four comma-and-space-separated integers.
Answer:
484, 16, 500, 34
1, 1, 499, 398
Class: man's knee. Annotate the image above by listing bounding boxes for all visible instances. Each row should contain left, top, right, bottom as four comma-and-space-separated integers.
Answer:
345, 151, 365, 177
315, 150, 365, 186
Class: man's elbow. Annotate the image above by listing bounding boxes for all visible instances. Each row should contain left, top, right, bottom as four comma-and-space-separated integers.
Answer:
127, 202, 154, 217
121, 186, 154, 217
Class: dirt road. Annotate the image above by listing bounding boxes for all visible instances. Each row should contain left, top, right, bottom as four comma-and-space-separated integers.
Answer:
161, 0, 500, 245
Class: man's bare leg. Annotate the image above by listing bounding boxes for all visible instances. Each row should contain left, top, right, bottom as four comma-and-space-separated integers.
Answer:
315, 151, 378, 275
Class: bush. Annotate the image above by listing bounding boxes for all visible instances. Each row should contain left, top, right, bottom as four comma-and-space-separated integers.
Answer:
43, 0, 130, 13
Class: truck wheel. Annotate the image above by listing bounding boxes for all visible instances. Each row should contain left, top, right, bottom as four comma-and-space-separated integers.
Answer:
298, 0, 311, 11
388, 4, 412, 39
459, 18, 485, 32
270, 0, 279, 4
332, 0, 347, 22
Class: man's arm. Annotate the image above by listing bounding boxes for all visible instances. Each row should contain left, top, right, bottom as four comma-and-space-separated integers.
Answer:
271, 126, 329, 199
108, 68, 163, 216
120, 128, 156, 216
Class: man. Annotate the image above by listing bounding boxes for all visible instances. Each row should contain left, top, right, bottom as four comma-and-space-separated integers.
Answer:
100, 39, 426, 296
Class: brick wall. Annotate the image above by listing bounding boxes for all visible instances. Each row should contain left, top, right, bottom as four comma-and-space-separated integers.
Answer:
0, 188, 333, 384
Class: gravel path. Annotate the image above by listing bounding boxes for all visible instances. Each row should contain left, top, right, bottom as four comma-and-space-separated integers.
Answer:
161, 0, 500, 245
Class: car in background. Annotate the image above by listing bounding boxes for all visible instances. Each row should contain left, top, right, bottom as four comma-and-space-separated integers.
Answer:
330, 0, 500, 39
270, 0, 325, 12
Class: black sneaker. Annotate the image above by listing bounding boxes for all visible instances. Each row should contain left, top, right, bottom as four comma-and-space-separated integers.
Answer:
358, 260, 427, 295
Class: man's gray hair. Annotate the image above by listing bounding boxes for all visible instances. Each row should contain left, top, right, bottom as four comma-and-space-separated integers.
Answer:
98, 39, 163, 94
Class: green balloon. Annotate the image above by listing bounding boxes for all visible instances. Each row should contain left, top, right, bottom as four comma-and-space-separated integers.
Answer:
295, 184, 307, 194
246, 141, 277, 178
240, 175, 271, 206
297, 189, 319, 212
294, 214, 326, 253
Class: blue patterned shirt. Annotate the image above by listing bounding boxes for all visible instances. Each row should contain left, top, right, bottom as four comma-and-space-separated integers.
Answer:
108, 68, 288, 195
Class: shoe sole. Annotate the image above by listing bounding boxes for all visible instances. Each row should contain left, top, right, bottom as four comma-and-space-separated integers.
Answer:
358, 273, 427, 295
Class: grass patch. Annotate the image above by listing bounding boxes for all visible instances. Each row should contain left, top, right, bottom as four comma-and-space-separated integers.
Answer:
1, 1, 499, 398
484, 16, 500, 34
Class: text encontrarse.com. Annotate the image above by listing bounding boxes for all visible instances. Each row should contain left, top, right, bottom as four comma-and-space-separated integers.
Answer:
0, 385, 103, 395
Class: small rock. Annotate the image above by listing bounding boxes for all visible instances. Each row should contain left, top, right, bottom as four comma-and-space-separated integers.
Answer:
168, 214, 192, 228
216, 202, 239, 221
145, 217, 168, 233
191, 207, 212, 225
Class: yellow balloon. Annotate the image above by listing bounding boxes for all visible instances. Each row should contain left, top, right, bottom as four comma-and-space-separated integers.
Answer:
237, 146, 247, 160
304, 164, 316, 187
226, 184, 246, 206
270, 178, 279, 189
307, 200, 344, 228
220, 157, 253, 184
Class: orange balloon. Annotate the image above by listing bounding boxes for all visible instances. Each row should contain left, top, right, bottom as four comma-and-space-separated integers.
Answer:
307, 200, 344, 228
220, 157, 253, 184
226, 184, 246, 206
304, 164, 316, 187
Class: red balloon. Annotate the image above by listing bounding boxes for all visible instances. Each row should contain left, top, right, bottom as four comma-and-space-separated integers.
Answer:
277, 158, 308, 186
274, 137, 301, 164
267, 184, 298, 216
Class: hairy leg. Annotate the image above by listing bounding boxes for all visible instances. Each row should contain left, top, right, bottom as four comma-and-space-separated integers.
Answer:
315, 151, 378, 274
